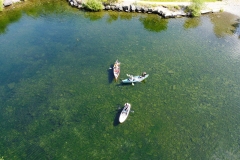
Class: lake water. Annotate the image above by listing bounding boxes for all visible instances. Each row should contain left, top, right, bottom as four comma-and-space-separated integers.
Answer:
0, 1, 240, 159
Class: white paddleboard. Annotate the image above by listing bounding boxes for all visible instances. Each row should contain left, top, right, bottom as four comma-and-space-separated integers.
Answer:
119, 103, 131, 123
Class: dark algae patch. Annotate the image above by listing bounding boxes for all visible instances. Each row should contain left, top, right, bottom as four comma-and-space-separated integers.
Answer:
0, 1, 240, 159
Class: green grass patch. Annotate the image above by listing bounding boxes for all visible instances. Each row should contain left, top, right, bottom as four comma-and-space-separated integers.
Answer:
0, 0, 3, 11
83, 0, 104, 11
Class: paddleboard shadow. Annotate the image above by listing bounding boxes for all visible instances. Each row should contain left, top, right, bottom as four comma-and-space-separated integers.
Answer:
108, 64, 114, 84
113, 106, 122, 126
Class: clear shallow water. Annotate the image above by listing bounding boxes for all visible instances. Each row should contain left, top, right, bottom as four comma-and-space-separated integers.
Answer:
0, 2, 240, 159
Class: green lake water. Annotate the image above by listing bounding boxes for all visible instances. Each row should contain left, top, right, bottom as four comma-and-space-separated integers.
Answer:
0, 1, 240, 159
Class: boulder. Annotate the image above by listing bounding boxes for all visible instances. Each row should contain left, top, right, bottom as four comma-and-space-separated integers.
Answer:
148, 8, 153, 13
115, 4, 120, 10
158, 7, 171, 16
76, 0, 82, 4
172, 12, 178, 18
110, 5, 116, 10
73, 0, 78, 7
78, 4, 83, 9
3, 0, 12, 7
140, 7, 145, 13
135, 6, 141, 12
69, 1, 74, 6
152, 8, 159, 14
130, 5, 135, 12
118, 5, 123, 11
143, 7, 148, 13
105, 5, 111, 10
122, 5, 128, 12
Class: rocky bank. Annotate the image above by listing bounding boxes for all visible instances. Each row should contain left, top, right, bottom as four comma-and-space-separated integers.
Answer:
2, 0, 240, 18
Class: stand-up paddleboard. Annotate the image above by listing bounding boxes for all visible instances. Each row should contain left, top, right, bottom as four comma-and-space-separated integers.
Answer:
113, 59, 120, 80
119, 103, 131, 123
122, 72, 149, 84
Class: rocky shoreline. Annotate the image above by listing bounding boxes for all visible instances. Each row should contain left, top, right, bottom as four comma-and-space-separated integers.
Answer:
68, 0, 224, 18
2, 0, 240, 18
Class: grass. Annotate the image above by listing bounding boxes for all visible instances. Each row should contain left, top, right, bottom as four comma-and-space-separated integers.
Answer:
0, 0, 3, 11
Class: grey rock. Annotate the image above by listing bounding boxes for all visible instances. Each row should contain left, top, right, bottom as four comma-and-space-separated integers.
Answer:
105, 5, 111, 10
115, 4, 120, 10
118, 5, 123, 11
73, 0, 78, 7
148, 8, 153, 13
130, 5, 135, 12
3, 0, 12, 7
143, 7, 148, 13
122, 5, 128, 12
135, 6, 141, 12
110, 5, 116, 10
78, 4, 83, 9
